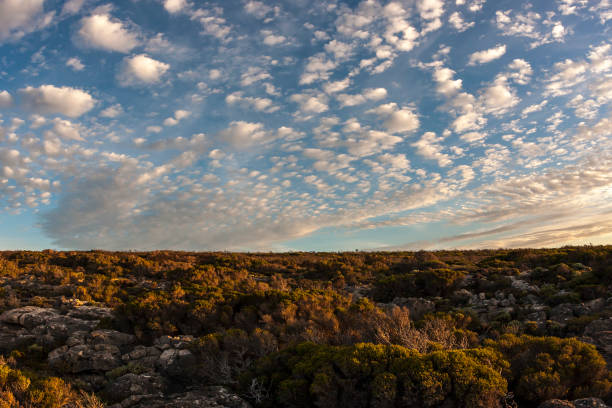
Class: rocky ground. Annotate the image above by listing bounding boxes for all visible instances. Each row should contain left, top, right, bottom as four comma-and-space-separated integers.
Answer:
1, 249, 611, 407
0, 302, 250, 407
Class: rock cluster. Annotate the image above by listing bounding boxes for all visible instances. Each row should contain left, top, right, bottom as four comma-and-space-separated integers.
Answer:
539, 397, 610, 408
0, 305, 249, 408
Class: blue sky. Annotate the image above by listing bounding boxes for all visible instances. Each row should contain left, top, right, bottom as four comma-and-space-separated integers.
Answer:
0, 0, 611, 250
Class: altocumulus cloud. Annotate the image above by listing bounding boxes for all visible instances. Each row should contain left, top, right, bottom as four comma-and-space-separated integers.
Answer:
18, 85, 96, 117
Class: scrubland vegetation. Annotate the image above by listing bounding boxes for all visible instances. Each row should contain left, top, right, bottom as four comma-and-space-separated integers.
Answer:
0, 246, 611, 407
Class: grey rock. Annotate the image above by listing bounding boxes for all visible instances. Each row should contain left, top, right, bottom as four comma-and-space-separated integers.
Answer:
583, 318, 612, 366
0, 324, 36, 351
106, 373, 166, 403
573, 398, 610, 408
157, 348, 197, 378
66, 306, 114, 321
48, 342, 122, 373
0, 306, 59, 329
510, 276, 539, 293
549, 303, 576, 325
539, 400, 576, 408
109, 386, 251, 408
538, 399, 576, 408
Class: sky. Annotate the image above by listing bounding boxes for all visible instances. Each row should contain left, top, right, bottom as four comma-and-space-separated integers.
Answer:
0, 0, 611, 251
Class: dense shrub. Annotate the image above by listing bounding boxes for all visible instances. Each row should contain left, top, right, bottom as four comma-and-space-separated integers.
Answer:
0, 357, 102, 408
373, 269, 466, 301
243, 342, 508, 408
485, 334, 612, 404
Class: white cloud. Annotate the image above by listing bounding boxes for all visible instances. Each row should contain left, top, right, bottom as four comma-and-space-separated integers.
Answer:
100, 104, 123, 118
164, 0, 187, 14
323, 78, 351, 94
217, 121, 270, 147
337, 87, 388, 107
417, 0, 445, 34
496, 10, 540, 39
412, 132, 452, 166
0, 0, 54, 42
364, 88, 388, 100
261, 30, 286, 46
147, 126, 162, 133
0, 90, 13, 108
19, 85, 96, 117
209, 69, 222, 80
300, 53, 338, 85
522, 100, 548, 117
468, 44, 506, 65
118, 54, 170, 86
480, 75, 519, 115
190, 7, 232, 42
460, 131, 487, 143
61, 0, 85, 15
163, 109, 191, 126
384, 107, 420, 133
77, 11, 140, 53
290, 92, 329, 114
226, 92, 278, 113
244, 1, 274, 19
241, 66, 271, 86
448, 11, 474, 32
66, 57, 85, 71
507, 59, 532, 85
346, 130, 403, 157
46, 118, 83, 141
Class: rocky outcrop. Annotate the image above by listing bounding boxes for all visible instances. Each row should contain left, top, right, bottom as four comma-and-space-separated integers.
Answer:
539, 398, 610, 408
108, 386, 251, 408
389, 297, 435, 320
0, 303, 252, 407
48, 329, 135, 374
583, 318, 612, 366
0, 305, 103, 350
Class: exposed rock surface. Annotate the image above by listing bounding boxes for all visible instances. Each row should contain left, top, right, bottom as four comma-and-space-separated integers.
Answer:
108, 386, 251, 408
583, 318, 612, 366
0, 303, 251, 407
539, 398, 610, 408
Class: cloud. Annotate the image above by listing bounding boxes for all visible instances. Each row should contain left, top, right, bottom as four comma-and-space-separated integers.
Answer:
290, 92, 329, 114
337, 87, 388, 107
217, 121, 270, 147
190, 7, 232, 42
45, 118, 83, 141
411, 132, 452, 167
0, 0, 54, 42
117, 54, 170, 86
18, 85, 96, 117
261, 30, 286, 46
449, 12, 474, 32
226, 92, 279, 113
383, 107, 420, 133
164, 0, 187, 14
100, 104, 123, 118
61, 0, 85, 15
300, 53, 338, 85
468, 44, 507, 65
480, 75, 519, 115
66, 57, 85, 71
244, 1, 274, 19
77, 11, 140, 53
0, 90, 13, 108
241, 66, 271, 86
163, 109, 191, 126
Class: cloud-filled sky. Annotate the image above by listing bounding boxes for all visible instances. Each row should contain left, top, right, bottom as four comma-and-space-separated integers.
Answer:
0, 0, 611, 251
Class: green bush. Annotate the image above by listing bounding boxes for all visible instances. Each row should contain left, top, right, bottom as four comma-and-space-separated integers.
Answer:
373, 269, 465, 301
485, 334, 612, 404
243, 342, 508, 408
